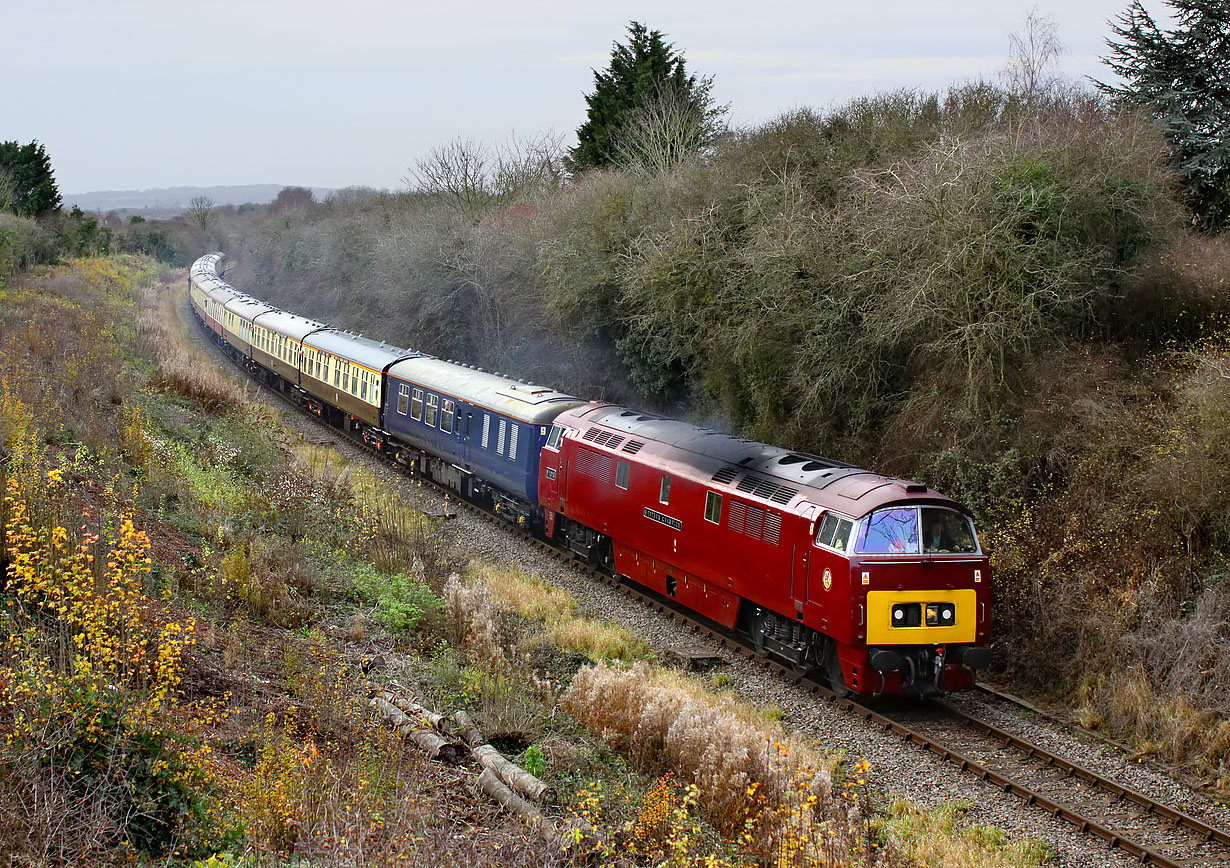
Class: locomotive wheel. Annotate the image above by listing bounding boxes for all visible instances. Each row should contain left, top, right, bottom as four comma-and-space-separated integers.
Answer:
749, 608, 770, 656
825, 645, 851, 698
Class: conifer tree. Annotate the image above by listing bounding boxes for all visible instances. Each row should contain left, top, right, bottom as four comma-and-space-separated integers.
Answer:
0, 140, 61, 217
571, 22, 721, 172
1097, 0, 1230, 229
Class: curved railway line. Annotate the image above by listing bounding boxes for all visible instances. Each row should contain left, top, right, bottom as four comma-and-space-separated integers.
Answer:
184, 290, 1230, 867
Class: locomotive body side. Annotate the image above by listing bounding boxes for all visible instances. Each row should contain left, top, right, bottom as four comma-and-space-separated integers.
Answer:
540, 403, 992, 697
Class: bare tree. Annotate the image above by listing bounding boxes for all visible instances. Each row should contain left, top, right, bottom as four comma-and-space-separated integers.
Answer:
1003, 6, 1065, 103
269, 186, 314, 214
0, 167, 17, 215
406, 132, 566, 219
187, 195, 215, 231
612, 84, 728, 177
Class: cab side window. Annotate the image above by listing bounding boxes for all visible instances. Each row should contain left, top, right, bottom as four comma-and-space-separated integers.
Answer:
815, 513, 854, 552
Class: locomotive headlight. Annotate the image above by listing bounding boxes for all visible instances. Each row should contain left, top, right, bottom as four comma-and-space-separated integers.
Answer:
925, 604, 956, 627
892, 603, 922, 627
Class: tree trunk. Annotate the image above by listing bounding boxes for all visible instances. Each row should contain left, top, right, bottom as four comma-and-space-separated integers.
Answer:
369, 696, 466, 764
454, 710, 554, 802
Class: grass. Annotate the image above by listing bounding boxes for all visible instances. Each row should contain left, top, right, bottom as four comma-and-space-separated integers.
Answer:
463, 560, 648, 661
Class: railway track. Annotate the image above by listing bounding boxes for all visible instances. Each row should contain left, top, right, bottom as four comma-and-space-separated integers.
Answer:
189, 298, 1230, 866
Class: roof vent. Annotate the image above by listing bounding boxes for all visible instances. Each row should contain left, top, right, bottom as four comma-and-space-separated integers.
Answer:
904, 483, 928, 493
712, 466, 739, 485
622, 440, 645, 455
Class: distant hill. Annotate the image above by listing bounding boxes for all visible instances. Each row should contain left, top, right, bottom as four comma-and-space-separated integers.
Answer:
63, 184, 336, 216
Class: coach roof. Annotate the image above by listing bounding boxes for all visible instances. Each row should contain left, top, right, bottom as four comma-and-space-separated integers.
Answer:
387, 357, 585, 425
304, 329, 423, 372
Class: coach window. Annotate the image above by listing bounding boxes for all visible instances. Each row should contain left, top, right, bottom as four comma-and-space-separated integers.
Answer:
397, 385, 410, 415
545, 425, 564, 450
425, 394, 439, 427
411, 388, 423, 420
441, 399, 455, 434
704, 491, 721, 524
659, 475, 671, 505
360, 378, 367, 401
616, 459, 630, 490
333, 366, 340, 387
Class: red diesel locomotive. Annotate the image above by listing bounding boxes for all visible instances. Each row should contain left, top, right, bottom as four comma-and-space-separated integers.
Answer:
539, 403, 991, 697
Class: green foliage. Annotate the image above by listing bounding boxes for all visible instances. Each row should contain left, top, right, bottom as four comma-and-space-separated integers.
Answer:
0, 213, 52, 278
1098, 0, 1230, 229
571, 22, 722, 171
351, 562, 442, 633
523, 744, 546, 778
0, 139, 61, 217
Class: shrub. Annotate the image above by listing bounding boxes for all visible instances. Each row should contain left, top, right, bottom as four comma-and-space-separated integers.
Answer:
351, 561, 442, 634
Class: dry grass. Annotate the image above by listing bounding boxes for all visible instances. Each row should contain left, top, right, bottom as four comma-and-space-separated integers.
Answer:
883, 800, 1054, 867
463, 561, 646, 661
137, 281, 257, 415
564, 661, 857, 864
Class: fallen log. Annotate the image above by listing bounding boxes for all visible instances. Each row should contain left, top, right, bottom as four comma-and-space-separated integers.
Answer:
477, 768, 585, 851
453, 710, 554, 803
378, 690, 456, 737
369, 696, 466, 764
474, 744, 555, 803
454, 710, 484, 746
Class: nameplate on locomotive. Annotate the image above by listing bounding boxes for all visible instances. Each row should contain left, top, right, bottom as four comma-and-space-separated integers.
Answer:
643, 507, 683, 531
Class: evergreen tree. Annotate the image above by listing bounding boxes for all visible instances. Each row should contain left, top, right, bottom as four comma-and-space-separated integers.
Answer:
571, 22, 721, 172
1097, 0, 1230, 230
0, 140, 62, 218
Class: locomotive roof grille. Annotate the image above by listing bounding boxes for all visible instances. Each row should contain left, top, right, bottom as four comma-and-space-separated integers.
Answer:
734, 473, 799, 504
712, 466, 740, 484
582, 427, 626, 450
622, 440, 645, 455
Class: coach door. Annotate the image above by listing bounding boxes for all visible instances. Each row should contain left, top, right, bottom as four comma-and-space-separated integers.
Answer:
792, 503, 820, 615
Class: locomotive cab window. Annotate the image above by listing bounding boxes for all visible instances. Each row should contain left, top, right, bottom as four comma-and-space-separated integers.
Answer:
920, 508, 978, 554
545, 425, 564, 450
704, 491, 722, 524
814, 512, 854, 552
855, 507, 920, 554
659, 475, 671, 505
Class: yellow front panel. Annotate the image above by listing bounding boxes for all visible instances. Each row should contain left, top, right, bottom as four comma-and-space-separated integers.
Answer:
866, 589, 976, 645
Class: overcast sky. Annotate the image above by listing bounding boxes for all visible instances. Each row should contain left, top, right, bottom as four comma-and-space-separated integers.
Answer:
3, 0, 1171, 195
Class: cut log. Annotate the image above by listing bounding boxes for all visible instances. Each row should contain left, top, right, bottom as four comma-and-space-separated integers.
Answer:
477, 769, 582, 851
369, 697, 466, 764
473, 744, 555, 803
378, 690, 456, 737
453, 710, 554, 802
453, 710, 484, 746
